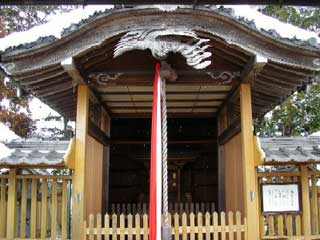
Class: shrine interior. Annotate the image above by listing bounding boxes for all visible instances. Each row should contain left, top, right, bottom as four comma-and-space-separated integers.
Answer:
107, 117, 218, 213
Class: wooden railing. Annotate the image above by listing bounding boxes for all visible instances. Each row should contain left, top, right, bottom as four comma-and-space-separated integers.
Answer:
257, 168, 320, 240
0, 172, 72, 239
109, 202, 215, 215
84, 211, 246, 240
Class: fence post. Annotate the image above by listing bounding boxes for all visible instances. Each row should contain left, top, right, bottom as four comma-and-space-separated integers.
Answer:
301, 165, 311, 240
6, 168, 17, 240
0, 177, 7, 237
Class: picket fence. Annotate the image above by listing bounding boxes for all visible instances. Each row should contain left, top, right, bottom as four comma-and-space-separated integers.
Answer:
109, 202, 215, 215
84, 211, 246, 240
258, 169, 320, 240
0, 173, 72, 239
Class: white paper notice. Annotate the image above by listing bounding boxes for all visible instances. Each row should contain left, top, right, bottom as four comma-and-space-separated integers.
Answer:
262, 184, 300, 213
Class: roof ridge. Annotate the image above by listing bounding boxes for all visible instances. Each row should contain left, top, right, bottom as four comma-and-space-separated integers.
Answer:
1, 5, 319, 56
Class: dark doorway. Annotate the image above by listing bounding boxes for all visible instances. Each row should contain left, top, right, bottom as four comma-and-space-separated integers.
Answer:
106, 117, 218, 213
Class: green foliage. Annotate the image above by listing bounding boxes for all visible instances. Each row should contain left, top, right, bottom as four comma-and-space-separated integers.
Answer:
260, 6, 320, 32
256, 84, 320, 137
257, 6, 320, 137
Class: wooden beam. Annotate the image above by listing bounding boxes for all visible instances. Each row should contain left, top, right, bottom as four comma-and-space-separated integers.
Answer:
218, 55, 267, 118
218, 145, 225, 212
240, 83, 260, 240
36, 82, 73, 97
241, 55, 267, 83
218, 117, 241, 145
14, 65, 62, 81
88, 120, 110, 146
98, 90, 230, 96
108, 106, 219, 110
6, 169, 17, 240
101, 109, 111, 215
61, 57, 111, 116
216, 55, 257, 117
110, 112, 216, 118
20, 70, 66, 85
301, 165, 312, 240
71, 85, 89, 240
111, 139, 216, 145
0, 177, 6, 237
105, 99, 224, 104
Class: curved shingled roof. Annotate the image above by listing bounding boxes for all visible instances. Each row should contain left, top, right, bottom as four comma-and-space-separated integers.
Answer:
1, 6, 319, 56
259, 136, 320, 163
0, 5, 319, 120
1, 136, 319, 167
0, 139, 72, 167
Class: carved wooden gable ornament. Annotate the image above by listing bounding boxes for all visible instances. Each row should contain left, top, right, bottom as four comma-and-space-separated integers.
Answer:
114, 28, 212, 70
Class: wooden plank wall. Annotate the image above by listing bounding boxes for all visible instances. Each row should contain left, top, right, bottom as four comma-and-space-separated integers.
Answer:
224, 133, 244, 214
85, 136, 104, 221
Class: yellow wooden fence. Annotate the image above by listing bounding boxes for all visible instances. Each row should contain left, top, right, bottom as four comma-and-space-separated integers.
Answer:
0, 173, 72, 239
258, 167, 320, 240
84, 211, 246, 240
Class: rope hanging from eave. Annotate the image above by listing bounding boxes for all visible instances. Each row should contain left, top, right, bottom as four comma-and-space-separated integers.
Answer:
161, 65, 171, 240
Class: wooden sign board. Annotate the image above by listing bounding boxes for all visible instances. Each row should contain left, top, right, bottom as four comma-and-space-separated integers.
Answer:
261, 183, 301, 214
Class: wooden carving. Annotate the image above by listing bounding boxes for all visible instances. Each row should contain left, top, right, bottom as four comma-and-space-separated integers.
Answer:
114, 28, 212, 69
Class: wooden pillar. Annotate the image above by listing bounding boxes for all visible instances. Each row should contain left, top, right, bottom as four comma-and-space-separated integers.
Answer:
177, 167, 181, 203
101, 110, 111, 214
240, 83, 260, 240
218, 145, 225, 212
6, 168, 17, 239
71, 85, 89, 240
300, 165, 311, 239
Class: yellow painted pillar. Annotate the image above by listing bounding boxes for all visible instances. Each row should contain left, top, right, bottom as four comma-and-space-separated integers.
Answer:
6, 168, 17, 239
301, 165, 311, 240
71, 85, 89, 240
240, 83, 260, 240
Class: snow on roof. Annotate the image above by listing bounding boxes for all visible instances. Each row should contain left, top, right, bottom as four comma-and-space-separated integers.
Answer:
0, 123, 19, 142
0, 142, 13, 160
312, 131, 320, 137
0, 138, 71, 166
0, 5, 319, 52
0, 5, 113, 52
0, 123, 18, 160
259, 136, 320, 162
230, 5, 320, 43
